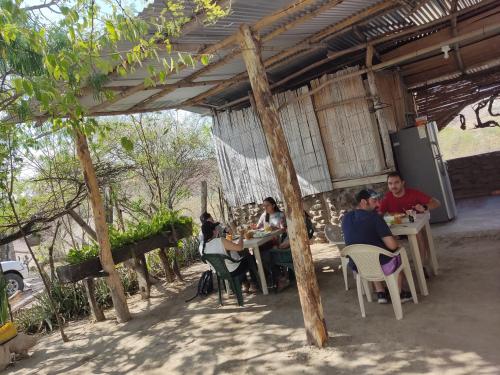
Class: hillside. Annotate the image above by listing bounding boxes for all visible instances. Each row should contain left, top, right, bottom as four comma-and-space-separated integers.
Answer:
438, 100, 500, 160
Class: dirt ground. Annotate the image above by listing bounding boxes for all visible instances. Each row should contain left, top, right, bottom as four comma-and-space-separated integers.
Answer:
5, 236, 500, 375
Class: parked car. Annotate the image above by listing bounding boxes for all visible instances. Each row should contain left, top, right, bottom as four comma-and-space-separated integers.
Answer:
1, 260, 29, 296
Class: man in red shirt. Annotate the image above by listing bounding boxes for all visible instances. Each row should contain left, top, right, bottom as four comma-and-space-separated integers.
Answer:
379, 172, 440, 274
379, 172, 441, 214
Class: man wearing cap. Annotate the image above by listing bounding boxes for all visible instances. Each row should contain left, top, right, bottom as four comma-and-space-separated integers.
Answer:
341, 189, 412, 304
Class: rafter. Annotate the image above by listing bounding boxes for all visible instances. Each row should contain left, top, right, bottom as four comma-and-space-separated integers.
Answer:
178, 0, 399, 109
88, 0, 329, 113
128, 0, 348, 112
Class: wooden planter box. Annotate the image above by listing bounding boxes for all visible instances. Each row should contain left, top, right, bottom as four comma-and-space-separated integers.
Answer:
57, 223, 192, 283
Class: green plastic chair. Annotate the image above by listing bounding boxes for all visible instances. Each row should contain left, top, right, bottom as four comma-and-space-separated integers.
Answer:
269, 221, 314, 291
201, 254, 258, 306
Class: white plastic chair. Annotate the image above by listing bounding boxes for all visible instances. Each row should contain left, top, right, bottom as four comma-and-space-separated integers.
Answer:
324, 224, 350, 291
342, 245, 418, 320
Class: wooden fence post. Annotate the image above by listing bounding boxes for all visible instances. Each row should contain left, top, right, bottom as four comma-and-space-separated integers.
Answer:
238, 24, 328, 347
132, 253, 151, 299
74, 127, 131, 323
83, 278, 105, 322
201, 181, 208, 215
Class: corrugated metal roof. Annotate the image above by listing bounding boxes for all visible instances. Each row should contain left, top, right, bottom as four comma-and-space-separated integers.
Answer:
80, 0, 495, 115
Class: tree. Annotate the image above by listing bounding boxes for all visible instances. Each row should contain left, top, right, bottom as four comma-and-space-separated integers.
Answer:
100, 112, 213, 280
1, 0, 229, 324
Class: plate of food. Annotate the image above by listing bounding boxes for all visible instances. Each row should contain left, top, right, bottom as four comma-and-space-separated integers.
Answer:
252, 230, 269, 238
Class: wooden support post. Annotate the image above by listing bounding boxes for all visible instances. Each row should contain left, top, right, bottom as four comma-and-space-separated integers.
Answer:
366, 44, 395, 169
201, 181, 208, 215
158, 248, 175, 282
132, 253, 151, 299
83, 278, 105, 321
74, 128, 131, 323
238, 24, 328, 347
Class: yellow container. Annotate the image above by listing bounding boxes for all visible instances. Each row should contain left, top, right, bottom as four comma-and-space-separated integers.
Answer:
0, 322, 17, 344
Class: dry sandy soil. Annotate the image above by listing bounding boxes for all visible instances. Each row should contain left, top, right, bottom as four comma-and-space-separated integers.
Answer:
5, 236, 500, 375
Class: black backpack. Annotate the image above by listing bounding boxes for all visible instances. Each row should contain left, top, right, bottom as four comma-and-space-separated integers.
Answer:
185, 270, 214, 302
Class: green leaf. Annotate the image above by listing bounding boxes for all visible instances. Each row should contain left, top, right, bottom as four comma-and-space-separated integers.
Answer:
12, 78, 23, 94
105, 21, 118, 42
120, 137, 134, 152
200, 54, 210, 66
22, 80, 33, 96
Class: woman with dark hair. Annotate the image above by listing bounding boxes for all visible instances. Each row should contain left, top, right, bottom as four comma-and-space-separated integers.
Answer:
201, 221, 258, 292
257, 197, 286, 230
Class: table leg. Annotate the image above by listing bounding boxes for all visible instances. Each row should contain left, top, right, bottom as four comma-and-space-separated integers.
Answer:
408, 234, 429, 296
252, 246, 269, 295
425, 221, 439, 275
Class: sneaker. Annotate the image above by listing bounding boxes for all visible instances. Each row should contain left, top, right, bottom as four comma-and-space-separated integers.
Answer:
377, 292, 388, 304
400, 290, 413, 303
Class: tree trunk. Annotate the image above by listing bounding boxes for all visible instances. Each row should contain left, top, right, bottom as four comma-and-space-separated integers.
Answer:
67, 209, 97, 241
48, 221, 61, 282
172, 251, 184, 282
158, 248, 175, 282
132, 254, 151, 299
83, 278, 105, 322
200, 180, 208, 215
74, 128, 131, 323
114, 200, 126, 232
238, 24, 328, 348
105, 186, 114, 225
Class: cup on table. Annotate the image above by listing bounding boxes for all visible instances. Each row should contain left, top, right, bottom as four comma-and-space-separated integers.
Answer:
226, 233, 233, 241
406, 209, 416, 222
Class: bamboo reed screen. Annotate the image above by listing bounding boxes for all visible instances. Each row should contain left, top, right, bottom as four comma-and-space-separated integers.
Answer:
213, 86, 332, 206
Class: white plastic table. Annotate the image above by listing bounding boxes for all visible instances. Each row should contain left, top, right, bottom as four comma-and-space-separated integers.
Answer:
390, 212, 439, 296
243, 229, 284, 295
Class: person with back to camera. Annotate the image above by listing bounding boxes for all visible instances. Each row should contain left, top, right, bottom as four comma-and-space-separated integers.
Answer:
201, 221, 259, 294
342, 189, 413, 304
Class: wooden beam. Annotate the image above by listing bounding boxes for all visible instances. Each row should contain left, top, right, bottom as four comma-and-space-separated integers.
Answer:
409, 57, 500, 89
67, 209, 97, 241
188, 0, 500, 110
103, 79, 229, 91
311, 0, 398, 43
90, 0, 328, 113
74, 127, 131, 323
450, 0, 466, 73
76, 0, 233, 102
129, 0, 347, 111
83, 278, 105, 322
182, 1, 399, 109
218, 3, 477, 111
281, 23, 500, 110
200, 181, 207, 215
238, 24, 328, 348
365, 45, 394, 169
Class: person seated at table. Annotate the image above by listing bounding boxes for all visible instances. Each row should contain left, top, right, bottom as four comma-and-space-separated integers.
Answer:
378, 171, 440, 272
201, 221, 259, 293
278, 210, 314, 249
199, 212, 230, 241
257, 197, 286, 230
378, 172, 441, 214
272, 211, 315, 291
342, 189, 412, 304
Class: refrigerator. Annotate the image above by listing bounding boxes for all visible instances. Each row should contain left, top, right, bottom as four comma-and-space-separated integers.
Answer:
390, 121, 457, 223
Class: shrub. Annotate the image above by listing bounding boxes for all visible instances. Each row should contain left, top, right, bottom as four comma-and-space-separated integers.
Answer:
14, 267, 138, 334
67, 210, 193, 264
